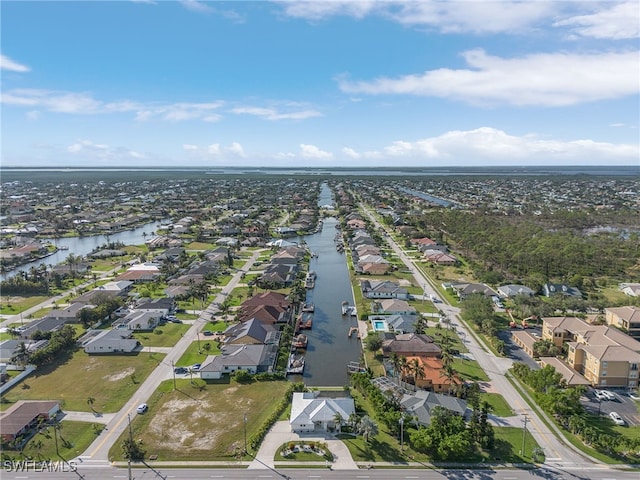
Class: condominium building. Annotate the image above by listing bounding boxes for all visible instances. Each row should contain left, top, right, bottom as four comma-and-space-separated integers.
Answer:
542, 316, 640, 388
604, 306, 640, 340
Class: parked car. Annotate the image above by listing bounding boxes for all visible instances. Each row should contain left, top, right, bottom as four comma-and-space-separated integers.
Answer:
627, 390, 640, 401
136, 403, 148, 414
602, 390, 616, 401
203, 330, 213, 336
190, 363, 202, 372
174, 367, 188, 374
593, 389, 608, 401
609, 411, 625, 425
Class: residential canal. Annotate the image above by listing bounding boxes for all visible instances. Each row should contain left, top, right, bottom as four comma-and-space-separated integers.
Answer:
298, 184, 361, 386
1, 221, 164, 280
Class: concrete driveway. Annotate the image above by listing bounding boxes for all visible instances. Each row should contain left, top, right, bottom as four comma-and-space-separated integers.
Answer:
249, 420, 358, 470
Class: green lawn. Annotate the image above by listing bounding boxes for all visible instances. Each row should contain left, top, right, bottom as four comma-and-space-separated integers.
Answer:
132, 323, 190, 347
12, 421, 104, 462
276, 442, 333, 462
202, 320, 228, 332
491, 427, 540, 463
424, 327, 469, 353
452, 358, 489, 382
480, 392, 515, 417
176, 340, 221, 367
0, 296, 50, 315
108, 379, 291, 461
1, 349, 165, 413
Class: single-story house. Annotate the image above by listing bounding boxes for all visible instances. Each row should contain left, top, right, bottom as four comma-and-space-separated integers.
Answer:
498, 284, 536, 298
372, 299, 416, 316
222, 318, 278, 345
290, 391, 355, 433
450, 283, 498, 300
381, 333, 441, 358
0, 400, 61, 443
82, 329, 140, 354
370, 314, 419, 334
400, 391, 468, 426
113, 309, 164, 331
542, 283, 582, 298
199, 343, 278, 380
361, 280, 409, 300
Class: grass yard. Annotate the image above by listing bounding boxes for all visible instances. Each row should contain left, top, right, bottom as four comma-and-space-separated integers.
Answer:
1, 349, 165, 413
108, 379, 291, 461
491, 427, 540, 463
132, 323, 190, 347
184, 241, 215, 250
176, 340, 221, 367
276, 442, 333, 462
202, 320, 228, 332
13, 421, 104, 462
452, 358, 489, 382
480, 393, 515, 417
424, 327, 468, 353
0, 296, 50, 315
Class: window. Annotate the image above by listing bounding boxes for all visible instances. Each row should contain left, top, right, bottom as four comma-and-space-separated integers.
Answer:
602, 371, 607, 377
602, 361, 608, 368
631, 363, 638, 371
630, 372, 638, 378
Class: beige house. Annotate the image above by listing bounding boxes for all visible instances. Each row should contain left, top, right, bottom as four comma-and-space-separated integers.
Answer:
605, 306, 640, 340
542, 316, 640, 388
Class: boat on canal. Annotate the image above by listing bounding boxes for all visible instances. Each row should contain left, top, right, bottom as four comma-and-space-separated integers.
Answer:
292, 334, 308, 349
305, 271, 316, 289
287, 353, 305, 374
301, 302, 315, 312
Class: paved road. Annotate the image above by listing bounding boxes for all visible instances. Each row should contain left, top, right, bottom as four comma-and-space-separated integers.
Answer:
0, 464, 635, 480
77, 250, 262, 463
360, 204, 598, 470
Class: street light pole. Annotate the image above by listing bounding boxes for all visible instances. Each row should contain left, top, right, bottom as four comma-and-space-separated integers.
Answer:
522, 414, 529, 458
399, 416, 404, 453
171, 361, 176, 390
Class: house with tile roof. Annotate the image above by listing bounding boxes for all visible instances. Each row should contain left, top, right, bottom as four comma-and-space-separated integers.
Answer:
605, 306, 640, 340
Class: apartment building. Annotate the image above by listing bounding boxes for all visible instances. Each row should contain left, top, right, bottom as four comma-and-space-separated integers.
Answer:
604, 306, 640, 340
542, 316, 640, 388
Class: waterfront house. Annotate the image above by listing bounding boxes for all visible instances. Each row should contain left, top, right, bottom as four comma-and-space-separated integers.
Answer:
199, 343, 278, 380
238, 292, 291, 324
290, 391, 355, 433
222, 318, 278, 345
381, 333, 441, 358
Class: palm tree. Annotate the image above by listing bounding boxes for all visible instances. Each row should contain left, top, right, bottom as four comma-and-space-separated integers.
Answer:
409, 358, 425, 385
390, 353, 403, 384
332, 412, 344, 432
356, 415, 378, 444
441, 363, 457, 395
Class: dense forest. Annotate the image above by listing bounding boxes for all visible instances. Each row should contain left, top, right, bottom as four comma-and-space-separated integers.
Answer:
412, 209, 640, 292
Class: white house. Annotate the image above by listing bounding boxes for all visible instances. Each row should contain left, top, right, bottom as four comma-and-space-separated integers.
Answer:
289, 391, 355, 433
82, 329, 140, 354
199, 344, 277, 380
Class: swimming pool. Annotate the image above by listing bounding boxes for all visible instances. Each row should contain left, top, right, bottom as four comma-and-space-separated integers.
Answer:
373, 320, 388, 331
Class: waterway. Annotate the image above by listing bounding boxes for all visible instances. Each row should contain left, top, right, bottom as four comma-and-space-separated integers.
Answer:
1, 221, 164, 280
297, 184, 361, 386
398, 186, 454, 207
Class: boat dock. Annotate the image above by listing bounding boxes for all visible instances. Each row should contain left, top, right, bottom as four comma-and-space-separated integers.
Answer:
348, 326, 359, 338
286, 353, 305, 374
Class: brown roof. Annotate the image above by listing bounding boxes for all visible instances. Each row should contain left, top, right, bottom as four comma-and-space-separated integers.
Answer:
538, 357, 590, 386
0, 400, 60, 438
382, 333, 441, 356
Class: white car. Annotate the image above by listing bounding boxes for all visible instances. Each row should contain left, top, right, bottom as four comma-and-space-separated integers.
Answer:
593, 389, 608, 401
602, 390, 616, 401
609, 412, 625, 426
136, 403, 148, 414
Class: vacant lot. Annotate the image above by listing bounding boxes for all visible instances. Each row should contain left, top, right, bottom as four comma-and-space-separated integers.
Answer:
133, 323, 190, 347
1, 349, 164, 413
109, 379, 290, 461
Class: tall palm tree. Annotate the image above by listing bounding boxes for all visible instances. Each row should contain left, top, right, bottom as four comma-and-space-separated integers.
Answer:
409, 358, 425, 385
332, 412, 344, 432
441, 363, 457, 395
390, 353, 402, 384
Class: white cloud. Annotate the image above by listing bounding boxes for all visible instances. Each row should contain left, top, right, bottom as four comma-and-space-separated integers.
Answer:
345, 127, 639, 163
342, 147, 361, 159
554, 1, 640, 40
26, 110, 41, 121
338, 49, 640, 106
2, 88, 225, 121
227, 142, 247, 157
67, 139, 109, 154
231, 105, 322, 121
181, 0, 214, 14
183, 144, 199, 151
66, 139, 147, 161
1, 54, 31, 72
300, 144, 333, 159
279, 0, 556, 34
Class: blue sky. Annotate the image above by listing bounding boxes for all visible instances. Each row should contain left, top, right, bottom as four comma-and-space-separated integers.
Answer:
2, 0, 639, 167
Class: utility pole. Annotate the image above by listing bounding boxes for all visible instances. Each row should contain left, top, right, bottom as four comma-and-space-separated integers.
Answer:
127, 414, 134, 480
243, 413, 248, 455
522, 414, 529, 458
399, 416, 404, 453
171, 361, 176, 390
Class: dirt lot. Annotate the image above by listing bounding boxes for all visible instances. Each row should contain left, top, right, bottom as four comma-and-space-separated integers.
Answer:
119, 379, 290, 460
